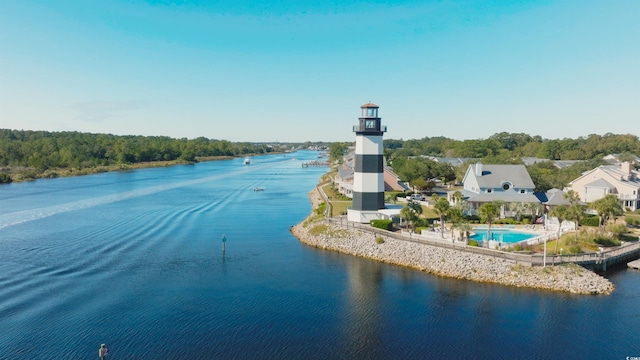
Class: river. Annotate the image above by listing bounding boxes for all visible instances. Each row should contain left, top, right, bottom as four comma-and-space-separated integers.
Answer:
0, 151, 638, 359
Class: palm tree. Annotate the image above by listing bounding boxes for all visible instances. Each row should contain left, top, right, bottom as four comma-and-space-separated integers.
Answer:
511, 202, 529, 222
478, 202, 500, 246
564, 190, 583, 243
550, 205, 571, 255
432, 195, 451, 238
457, 223, 473, 244
406, 200, 423, 216
400, 204, 419, 233
452, 190, 464, 206
591, 194, 623, 232
449, 207, 463, 239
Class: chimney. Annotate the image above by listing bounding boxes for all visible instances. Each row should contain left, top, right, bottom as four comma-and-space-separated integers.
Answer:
475, 163, 483, 176
621, 161, 634, 181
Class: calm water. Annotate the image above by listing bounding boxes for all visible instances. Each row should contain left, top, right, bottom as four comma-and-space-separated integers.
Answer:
1, 151, 638, 359
471, 229, 535, 243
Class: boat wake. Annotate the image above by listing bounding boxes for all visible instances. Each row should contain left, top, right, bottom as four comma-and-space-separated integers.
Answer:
0, 160, 284, 231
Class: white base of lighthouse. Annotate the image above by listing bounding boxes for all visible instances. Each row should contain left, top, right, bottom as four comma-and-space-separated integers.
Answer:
347, 209, 382, 223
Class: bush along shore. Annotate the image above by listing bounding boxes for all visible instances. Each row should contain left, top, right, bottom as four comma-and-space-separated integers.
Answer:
291, 189, 615, 295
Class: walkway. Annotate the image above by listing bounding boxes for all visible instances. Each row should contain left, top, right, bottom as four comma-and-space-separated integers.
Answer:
317, 184, 640, 269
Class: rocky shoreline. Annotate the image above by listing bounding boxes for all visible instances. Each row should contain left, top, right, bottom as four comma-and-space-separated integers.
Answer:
291, 189, 615, 295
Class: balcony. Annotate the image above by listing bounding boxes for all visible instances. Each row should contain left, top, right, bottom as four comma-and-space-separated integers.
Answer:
353, 125, 387, 133
618, 193, 640, 200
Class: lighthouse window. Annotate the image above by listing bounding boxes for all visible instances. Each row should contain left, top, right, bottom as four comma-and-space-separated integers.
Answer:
367, 108, 375, 117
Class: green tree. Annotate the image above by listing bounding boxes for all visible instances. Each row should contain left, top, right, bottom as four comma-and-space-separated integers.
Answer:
328, 143, 348, 164
564, 190, 583, 243
400, 205, 419, 233
432, 195, 451, 238
448, 206, 463, 239
478, 202, 501, 246
591, 195, 623, 232
550, 205, 571, 254
452, 190, 464, 206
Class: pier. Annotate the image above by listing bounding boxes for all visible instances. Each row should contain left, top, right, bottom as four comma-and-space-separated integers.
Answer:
302, 160, 330, 168
629, 259, 640, 270
562, 242, 640, 271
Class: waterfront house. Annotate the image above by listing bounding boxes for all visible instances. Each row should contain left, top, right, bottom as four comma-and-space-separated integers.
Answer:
566, 162, 640, 211
334, 152, 355, 198
456, 163, 539, 215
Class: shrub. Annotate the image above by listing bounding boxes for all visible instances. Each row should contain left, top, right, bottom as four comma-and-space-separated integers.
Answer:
415, 218, 435, 228
376, 237, 385, 244
580, 214, 600, 227
415, 226, 428, 234
314, 202, 326, 216
468, 240, 479, 247
593, 236, 621, 247
568, 245, 583, 254
309, 224, 328, 236
605, 224, 628, 237
0, 173, 12, 184
625, 216, 640, 227
371, 219, 393, 231
465, 215, 480, 223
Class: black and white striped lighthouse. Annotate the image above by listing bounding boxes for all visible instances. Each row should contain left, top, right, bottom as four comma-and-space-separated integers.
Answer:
347, 102, 387, 223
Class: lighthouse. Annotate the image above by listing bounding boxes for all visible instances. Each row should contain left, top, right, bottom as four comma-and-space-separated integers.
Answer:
347, 102, 387, 223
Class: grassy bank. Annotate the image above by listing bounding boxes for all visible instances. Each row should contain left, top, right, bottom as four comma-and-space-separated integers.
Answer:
1, 156, 236, 183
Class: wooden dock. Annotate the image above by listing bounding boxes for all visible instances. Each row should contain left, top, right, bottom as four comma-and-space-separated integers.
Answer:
628, 259, 640, 270
302, 160, 329, 168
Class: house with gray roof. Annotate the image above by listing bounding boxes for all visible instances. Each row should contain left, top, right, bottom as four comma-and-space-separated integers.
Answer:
424, 156, 478, 167
456, 163, 539, 215
334, 152, 355, 198
520, 157, 583, 169
603, 153, 640, 165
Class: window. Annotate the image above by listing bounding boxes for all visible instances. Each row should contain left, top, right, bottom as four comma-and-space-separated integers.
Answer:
520, 189, 525, 194
487, 189, 492, 193
367, 108, 376, 117
501, 182, 512, 191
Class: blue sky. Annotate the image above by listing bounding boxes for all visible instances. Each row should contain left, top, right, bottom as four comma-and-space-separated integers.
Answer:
1, 0, 638, 142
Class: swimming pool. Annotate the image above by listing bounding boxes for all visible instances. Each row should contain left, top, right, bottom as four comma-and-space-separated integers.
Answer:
470, 228, 536, 243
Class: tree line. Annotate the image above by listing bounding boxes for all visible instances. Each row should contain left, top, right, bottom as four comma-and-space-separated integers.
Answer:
330, 132, 639, 193
383, 132, 640, 161
0, 129, 285, 182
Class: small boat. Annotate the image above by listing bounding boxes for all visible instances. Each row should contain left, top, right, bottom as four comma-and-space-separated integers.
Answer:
243, 157, 251, 165
253, 187, 265, 191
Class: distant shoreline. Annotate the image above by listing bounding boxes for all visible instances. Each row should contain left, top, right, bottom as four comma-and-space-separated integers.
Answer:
1, 156, 236, 183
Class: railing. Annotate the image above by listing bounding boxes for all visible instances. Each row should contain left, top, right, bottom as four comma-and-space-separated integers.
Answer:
618, 193, 640, 200
314, 187, 640, 268
320, 216, 640, 268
